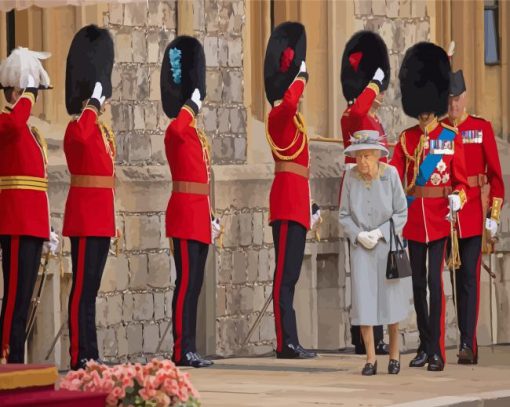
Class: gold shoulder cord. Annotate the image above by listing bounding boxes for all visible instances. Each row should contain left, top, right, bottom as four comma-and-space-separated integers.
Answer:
265, 112, 308, 161
195, 126, 211, 168
31, 126, 48, 165
400, 131, 425, 193
99, 121, 116, 159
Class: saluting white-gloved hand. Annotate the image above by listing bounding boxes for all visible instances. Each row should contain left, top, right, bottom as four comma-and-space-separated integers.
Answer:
485, 218, 498, 238
357, 231, 378, 250
367, 228, 383, 242
211, 217, 222, 241
448, 194, 461, 212
299, 61, 307, 74
372, 67, 385, 83
91, 82, 106, 106
191, 88, 202, 111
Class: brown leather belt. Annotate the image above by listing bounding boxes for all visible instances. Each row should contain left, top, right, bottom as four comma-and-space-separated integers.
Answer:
274, 162, 310, 179
409, 186, 452, 198
467, 173, 488, 188
70, 175, 115, 188
172, 181, 210, 195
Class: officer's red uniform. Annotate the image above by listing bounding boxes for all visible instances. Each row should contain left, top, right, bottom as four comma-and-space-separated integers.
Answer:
0, 93, 49, 239
63, 105, 116, 237
442, 113, 504, 238
268, 76, 311, 230
441, 111, 504, 362
165, 103, 211, 245
0, 90, 49, 363
391, 118, 469, 365
341, 83, 388, 164
391, 119, 469, 243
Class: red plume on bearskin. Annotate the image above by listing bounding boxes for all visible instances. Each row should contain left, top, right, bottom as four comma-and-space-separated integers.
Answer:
279, 47, 295, 73
349, 51, 363, 72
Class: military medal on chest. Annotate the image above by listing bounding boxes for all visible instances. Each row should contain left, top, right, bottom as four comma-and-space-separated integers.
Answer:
461, 129, 483, 144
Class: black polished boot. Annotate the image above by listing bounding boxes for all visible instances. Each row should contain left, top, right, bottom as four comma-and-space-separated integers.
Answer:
388, 358, 400, 374
174, 352, 214, 368
361, 360, 377, 376
276, 343, 317, 359
409, 350, 428, 367
458, 343, 477, 365
427, 354, 445, 372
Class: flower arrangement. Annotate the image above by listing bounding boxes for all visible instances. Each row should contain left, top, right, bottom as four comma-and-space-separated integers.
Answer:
59, 359, 200, 407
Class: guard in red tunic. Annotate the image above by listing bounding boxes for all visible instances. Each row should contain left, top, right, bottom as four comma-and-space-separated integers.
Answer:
341, 31, 390, 165
340, 30, 391, 355
161, 36, 216, 368
264, 22, 319, 359
63, 25, 116, 370
0, 48, 52, 363
391, 42, 469, 372
441, 70, 504, 364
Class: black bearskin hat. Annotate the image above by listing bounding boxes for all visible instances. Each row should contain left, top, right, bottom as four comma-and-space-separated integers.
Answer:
399, 42, 451, 118
160, 36, 206, 119
341, 30, 390, 101
66, 25, 114, 115
264, 21, 306, 106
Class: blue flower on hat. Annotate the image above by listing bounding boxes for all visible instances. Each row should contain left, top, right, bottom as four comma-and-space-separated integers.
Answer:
169, 47, 182, 85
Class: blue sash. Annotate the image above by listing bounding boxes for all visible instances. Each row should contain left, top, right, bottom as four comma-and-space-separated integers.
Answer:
407, 126, 456, 206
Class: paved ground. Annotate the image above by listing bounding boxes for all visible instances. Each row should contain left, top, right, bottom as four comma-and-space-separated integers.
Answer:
185, 346, 510, 406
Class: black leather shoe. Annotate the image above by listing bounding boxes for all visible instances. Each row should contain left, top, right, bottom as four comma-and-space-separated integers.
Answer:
375, 340, 389, 355
409, 350, 428, 367
458, 343, 477, 365
362, 360, 377, 376
427, 354, 445, 371
174, 352, 214, 368
388, 359, 400, 374
276, 343, 317, 359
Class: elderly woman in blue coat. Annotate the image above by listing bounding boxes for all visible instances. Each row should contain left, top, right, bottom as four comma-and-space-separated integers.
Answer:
339, 130, 411, 376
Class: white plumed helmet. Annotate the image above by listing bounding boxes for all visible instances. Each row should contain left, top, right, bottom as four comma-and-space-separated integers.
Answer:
0, 47, 51, 89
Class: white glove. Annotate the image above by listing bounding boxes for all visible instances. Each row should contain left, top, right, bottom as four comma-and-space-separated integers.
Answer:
22, 74, 36, 89
367, 228, 383, 241
211, 217, 222, 241
91, 82, 106, 106
191, 88, 202, 111
372, 67, 385, 83
448, 194, 461, 212
311, 209, 321, 230
357, 231, 378, 250
299, 61, 306, 74
486, 218, 498, 238
49, 230, 59, 255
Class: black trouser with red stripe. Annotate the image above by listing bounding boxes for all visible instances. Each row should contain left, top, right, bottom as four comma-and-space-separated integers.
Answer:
409, 238, 448, 361
272, 220, 306, 352
68, 237, 110, 370
454, 235, 482, 356
171, 238, 208, 363
0, 235, 44, 363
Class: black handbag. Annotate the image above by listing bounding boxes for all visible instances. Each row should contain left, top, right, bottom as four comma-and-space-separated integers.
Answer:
386, 218, 412, 280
